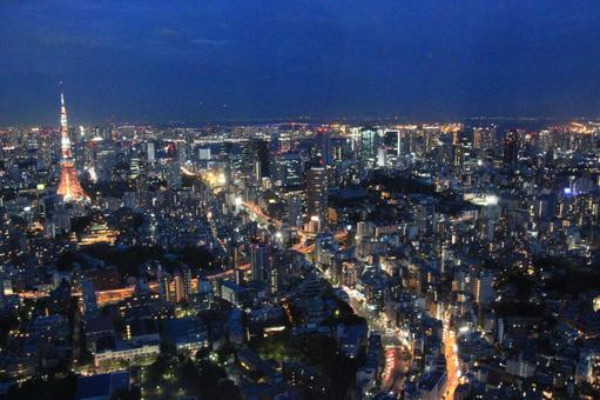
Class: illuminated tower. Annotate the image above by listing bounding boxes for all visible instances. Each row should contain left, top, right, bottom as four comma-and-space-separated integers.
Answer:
57, 84, 89, 202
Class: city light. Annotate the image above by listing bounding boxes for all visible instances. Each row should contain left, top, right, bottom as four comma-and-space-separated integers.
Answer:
1, 5, 597, 399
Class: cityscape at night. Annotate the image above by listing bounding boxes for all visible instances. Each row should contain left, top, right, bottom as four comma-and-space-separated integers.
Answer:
1, 2, 600, 400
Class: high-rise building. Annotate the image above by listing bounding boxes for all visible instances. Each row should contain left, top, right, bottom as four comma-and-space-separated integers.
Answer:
503, 130, 519, 166
158, 266, 170, 303
81, 278, 98, 317
316, 232, 336, 269
254, 160, 262, 182
452, 129, 461, 147
173, 271, 185, 303
377, 146, 387, 167
250, 241, 271, 283
276, 153, 303, 188
241, 141, 254, 177
361, 128, 378, 158
185, 135, 193, 161
147, 142, 156, 163
266, 131, 278, 153
182, 266, 192, 299
269, 264, 280, 294
235, 267, 244, 286
56, 85, 89, 202
316, 130, 332, 165
424, 127, 437, 153
356, 221, 375, 245
157, 266, 191, 304
451, 130, 464, 169
472, 272, 495, 306
169, 160, 182, 190
383, 130, 401, 157
198, 147, 211, 160
252, 139, 270, 180
286, 195, 303, 228
135, 160, 149, 208
473, 127, 495, 152
307, 166, 328, 230
176, 142, 188, 164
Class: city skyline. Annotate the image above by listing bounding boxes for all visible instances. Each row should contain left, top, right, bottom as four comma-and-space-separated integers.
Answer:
2, 3, 600, 400
1, 86, 600, 399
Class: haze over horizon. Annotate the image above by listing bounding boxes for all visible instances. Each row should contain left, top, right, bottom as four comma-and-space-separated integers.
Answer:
1, 1, 600, 125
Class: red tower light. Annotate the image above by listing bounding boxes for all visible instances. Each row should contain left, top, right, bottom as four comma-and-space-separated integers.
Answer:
56, 85, 89, 202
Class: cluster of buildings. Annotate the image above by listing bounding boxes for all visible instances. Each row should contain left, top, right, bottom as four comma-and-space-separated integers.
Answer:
0, 90, 600, 399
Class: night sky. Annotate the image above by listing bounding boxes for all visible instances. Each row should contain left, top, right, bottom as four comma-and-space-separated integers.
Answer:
1, 1, 600, 125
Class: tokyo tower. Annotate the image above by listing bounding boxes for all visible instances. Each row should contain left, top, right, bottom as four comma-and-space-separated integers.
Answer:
56, 84, 89, 202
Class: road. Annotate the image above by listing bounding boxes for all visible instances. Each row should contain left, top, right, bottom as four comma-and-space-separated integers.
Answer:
336, 285, 410, 397
240, 201, 311, 253
381, 347, 398, 391
443, 315, 459, 399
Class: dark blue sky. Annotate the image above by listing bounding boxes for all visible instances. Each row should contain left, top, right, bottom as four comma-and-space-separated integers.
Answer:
1, 1, 600, 124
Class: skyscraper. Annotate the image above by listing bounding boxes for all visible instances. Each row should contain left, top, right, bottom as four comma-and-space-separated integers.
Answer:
286, 195, 303, 228
316, 130, 332, 165
250, 241, 271, 283
503, 130, 519, 166
472, 272, 495, 306
173, 271, 185, 303
453, 134, 464, 170
147, 142, 156, 163
182, 266, 192, 299
56, 85, 89, 202
81, 278, 98, 317
377, 146, 387, 167
252, 139, 270, 180
169, 160, 182, 190
276, 153, 303, 188
307, 166, 328, 230
158, 266, 170, 303
135, 159, 149, 208
473, 127, 495, 153
361, 128, 378, 158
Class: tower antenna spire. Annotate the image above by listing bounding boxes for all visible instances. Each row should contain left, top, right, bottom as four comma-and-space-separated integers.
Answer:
59, 80, 65, 104
56, 82, 89, 202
